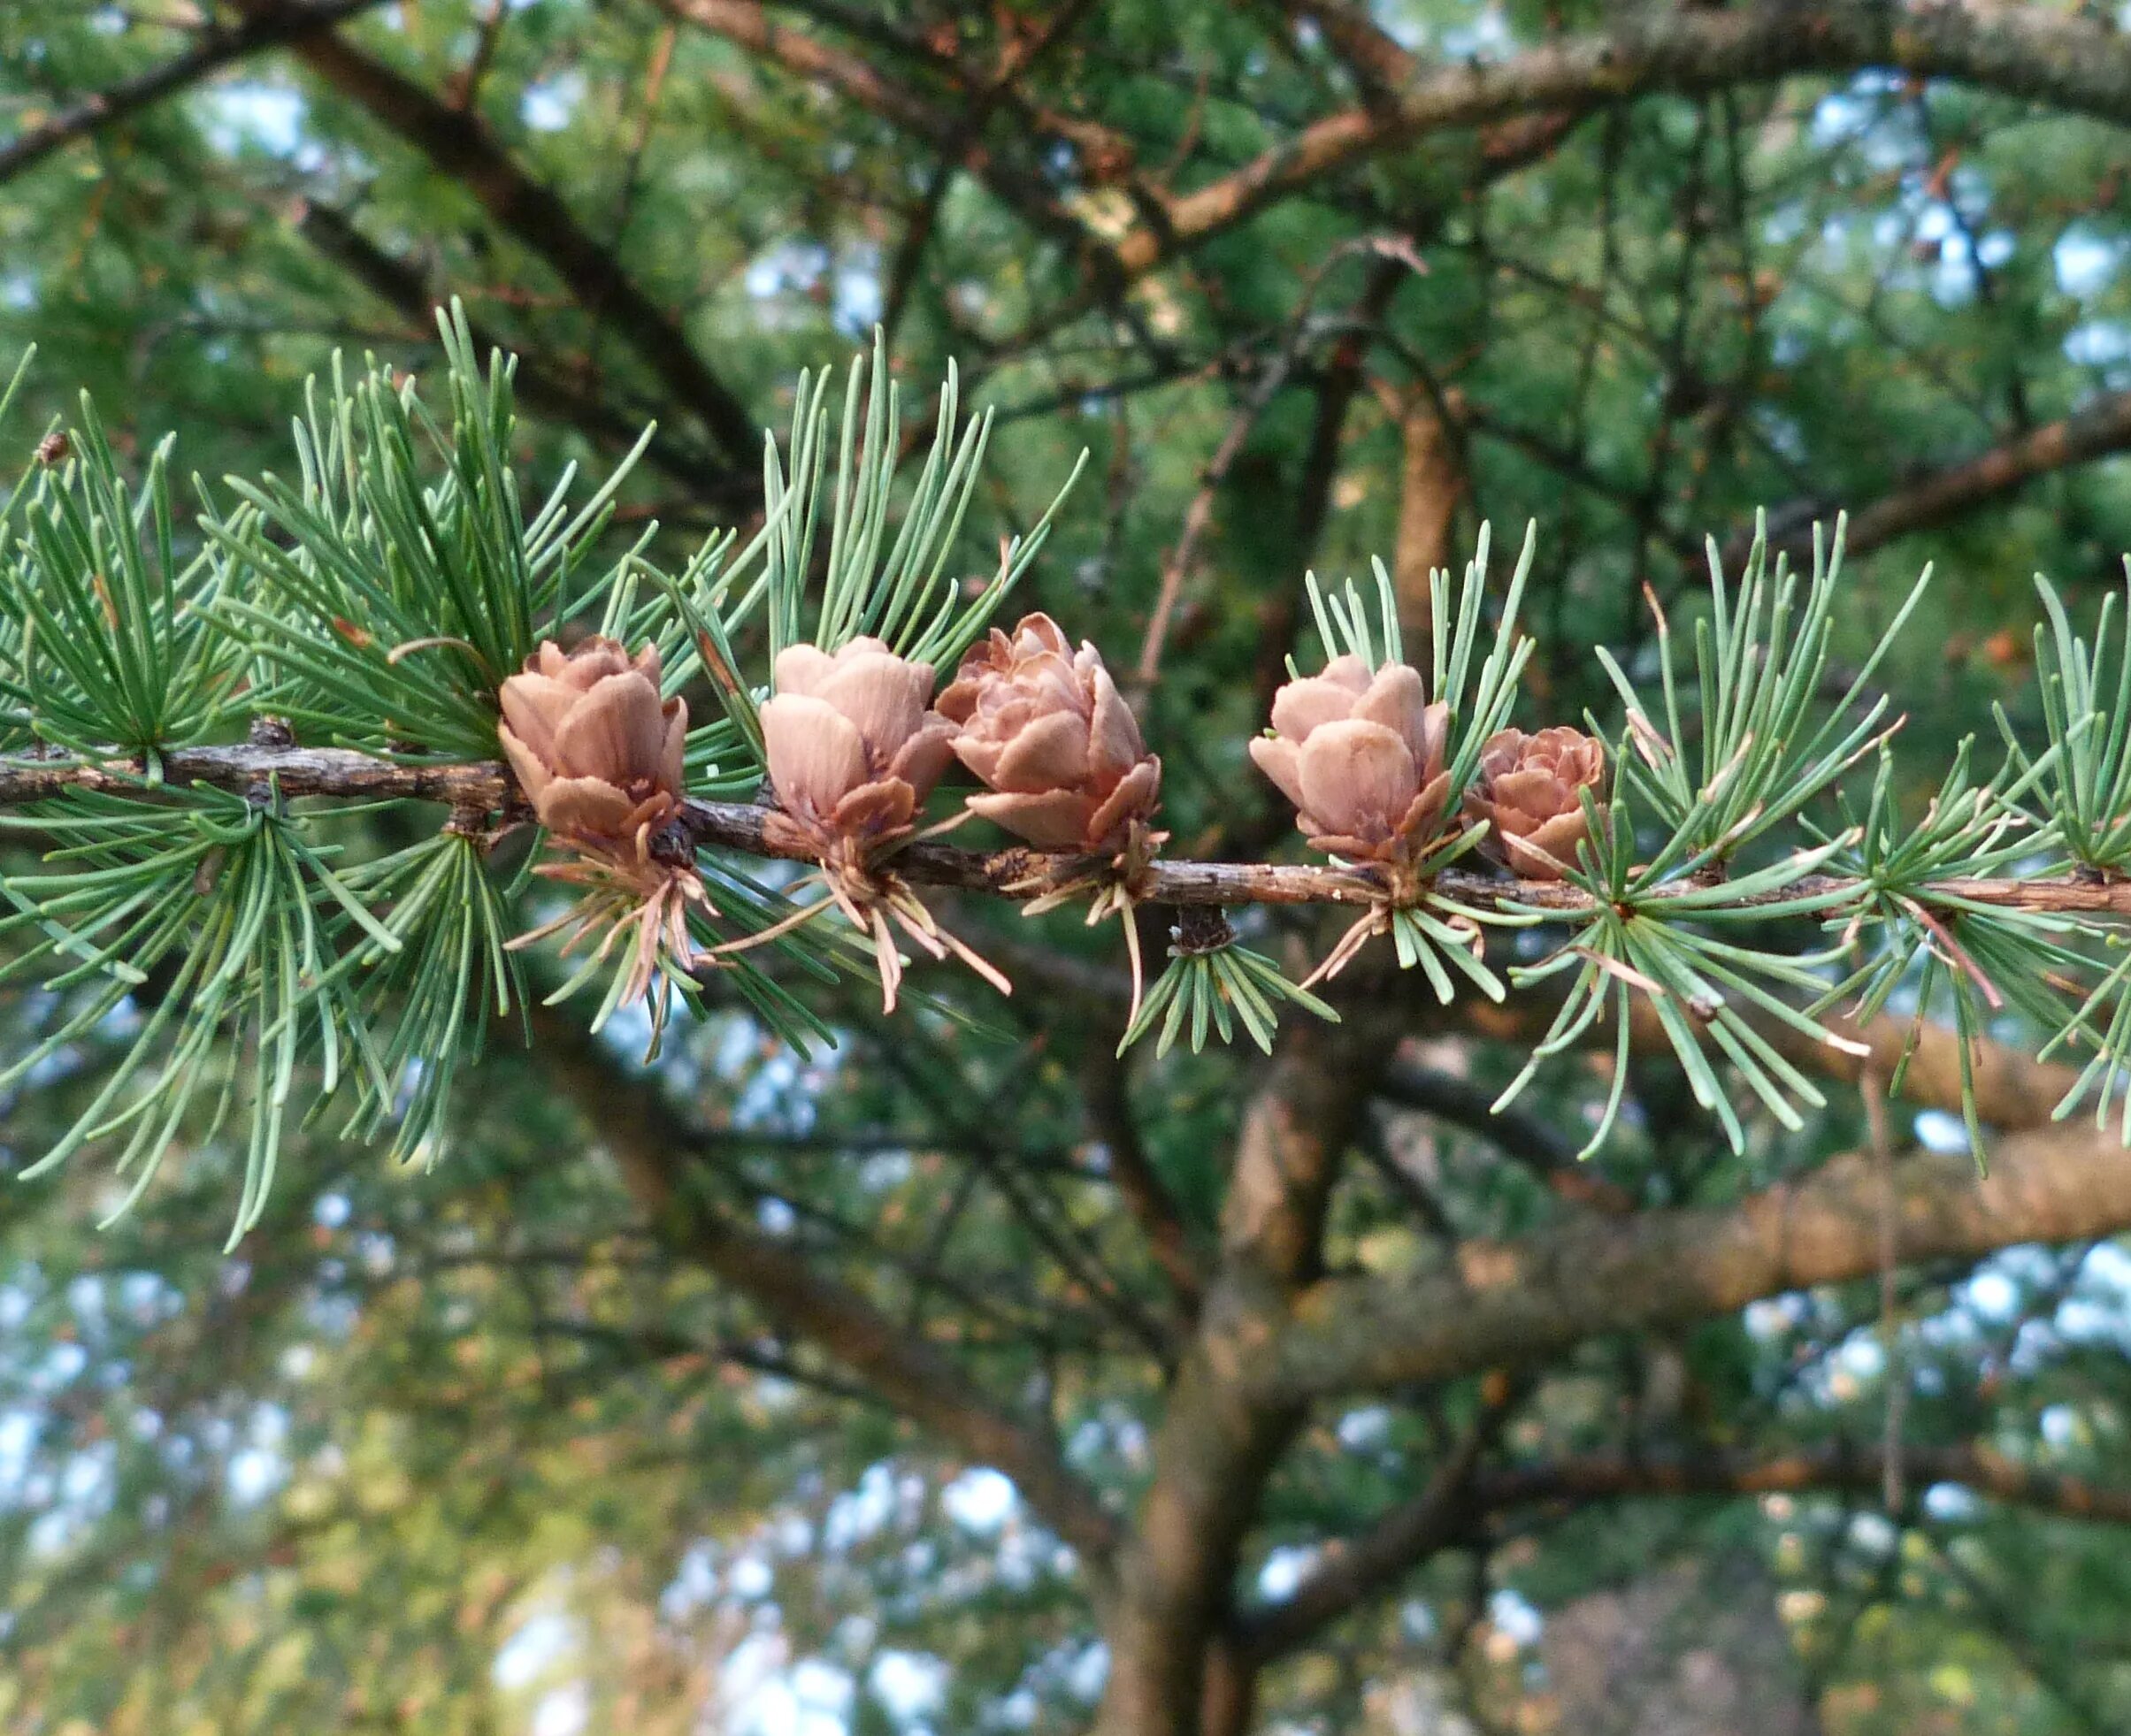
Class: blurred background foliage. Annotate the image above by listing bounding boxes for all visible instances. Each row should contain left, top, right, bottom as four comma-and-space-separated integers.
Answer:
5, 1, 2131, 1732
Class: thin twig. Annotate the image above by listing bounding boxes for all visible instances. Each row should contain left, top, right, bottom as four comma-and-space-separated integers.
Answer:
13, 742, 2131, 917
1861, 1062, 1906, 1512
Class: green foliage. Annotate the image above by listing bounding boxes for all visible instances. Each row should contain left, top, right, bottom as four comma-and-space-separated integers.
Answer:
765, 331, 1086, 677
1118, 921, 1338, 1058
203, 305, 653, 761
1597, 515, 1930, 873
11, 1, 2131, 1727
1498, 799, 1861, 1156
2006, 569, 2131, 877
327, 829, 525, 1166
0, 310, 1092, 1217
0, 786, 394, 1246
1817, 742, 2080, 1165
6, 394, 242, 761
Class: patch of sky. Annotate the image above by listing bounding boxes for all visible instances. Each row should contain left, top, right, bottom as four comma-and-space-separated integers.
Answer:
990, 1686, 1040, 1729
824, 1465, 898, 1551
36, 1342, 86, 1391
2057, 225, 2124, 298
1256, 1543, 1318, 1602
1764, 199, 1809, 248
859, 1149, 912, 1192
747, 241, 832, 302
1836, 1334, 1885, 1382
1809, 92, 1868, 151
730, 1552, 776, 1600
303, 1289, 363, 1338
832, 247, 882, 337
199, 84, 321, 170
65, 1273, 105, 1338
1744, 395, 1816, 469
1365, 0, 1425, 50
1810, 76, 1913, 171
1912, 1109, 1971, 1157
721, 1638, 854, 1736
2066, 320, 2131, 382
870, 1649, 948, 1727
1067, 1404, 1149, 1472
59, 1439, 112, 1509
1489, 1587, 1544, 1646
495, 1611, 578, 1692
521, 71, 586, 134
1065, 1640, 1108, 1703
1337, 1404, 1391, 1451
1964, 1266, 2019, 1320
531, 1683, 589, 1736
2080, 1243, 2131, 1296
27, 1509, 71, 1559
119, 1269, 177, 1325
226, 1402, 288, 1506
0, 1409, 38, 1501
1439, 6, 1508, 60
594, 996, 658, 1065
2053, 1296, 2129, 1346
354, 1228, 395, 1277
942, 1466, 1016, 1534
24, 1041, 85, 1091
660, 1540, 719, 1619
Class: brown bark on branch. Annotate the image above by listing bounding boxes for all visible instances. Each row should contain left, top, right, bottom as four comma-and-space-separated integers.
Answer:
533, 1007, 1125, 1581
236, 4, 761, 468
1097, 1003, 1406, 1734
1242, 1438, 2131, 1666
0, 0, 391, 188
1107, 3, 2131, 276
1753, 386, 2131, 562
649, 0, 1100, 261
292, 201, 740, 504
14, 741, 2131, 918
1473, 1441, 2131, 1527
1271, 1123, 2131, 1401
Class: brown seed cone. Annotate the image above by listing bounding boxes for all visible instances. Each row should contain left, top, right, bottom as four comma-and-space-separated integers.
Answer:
936, 612, 1161, 853
758, 636, 956, 864
1248, 654, 1451, 866
500, 637, 688, 883
1463, 725, 1606, 879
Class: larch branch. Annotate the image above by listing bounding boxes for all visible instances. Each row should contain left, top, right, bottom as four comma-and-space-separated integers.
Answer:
291, 200, 740, 505
238, 3, 762, 467
1107, 3, 2131, 276
1238, 1437, 2131, 1663
1753, 386, 2131, 562
11, 741, 2131, 918
0, 0, 391, 187
533, 1006, 1125, 1580
1473, 1442, 2131, 1527
1271, 1123, 2131, 1401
